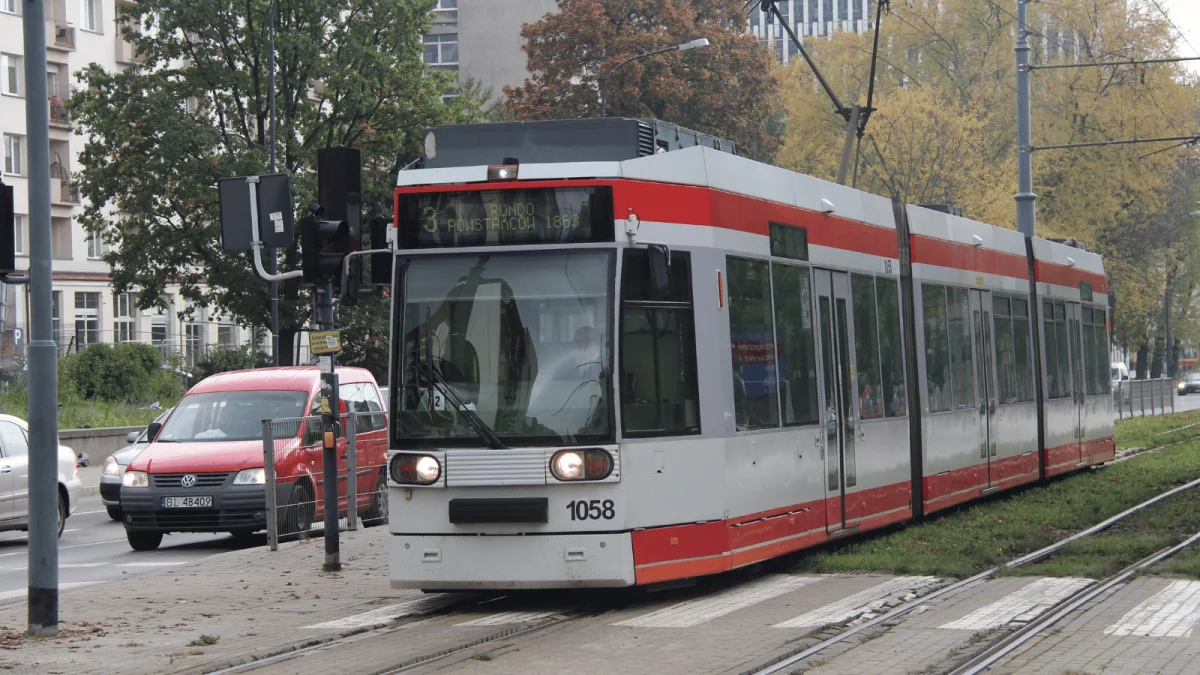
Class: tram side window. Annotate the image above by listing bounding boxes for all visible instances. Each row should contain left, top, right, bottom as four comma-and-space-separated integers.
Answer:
728, 257, 780, 430
851, 274, 884, 419
993, 297, 1018, 404
1011, 298, 1035, 401
922, 284, 952, 413
947, 287, 976, 409
1043, 301, 1071, 399
620, 250, 700, 437
771, 264, 820, 426
1093, 308, 1111, 393
876, 277, 907, 417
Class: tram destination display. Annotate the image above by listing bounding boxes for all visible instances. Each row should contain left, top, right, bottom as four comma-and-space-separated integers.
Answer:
397, 185, 614, 248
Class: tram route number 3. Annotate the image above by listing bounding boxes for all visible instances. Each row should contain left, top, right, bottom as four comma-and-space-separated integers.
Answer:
566, 499, 615, 521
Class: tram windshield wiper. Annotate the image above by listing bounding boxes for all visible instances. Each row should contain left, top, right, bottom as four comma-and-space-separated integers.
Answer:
413, 360, 506, 450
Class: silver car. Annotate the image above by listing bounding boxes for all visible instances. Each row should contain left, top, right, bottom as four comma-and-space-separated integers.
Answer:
101, 407, 173, 521
0, 414, 84, 538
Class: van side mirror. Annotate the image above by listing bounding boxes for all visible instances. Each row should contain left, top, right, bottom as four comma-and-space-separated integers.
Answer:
146, 421, 163, 442
648, 244, 672, 300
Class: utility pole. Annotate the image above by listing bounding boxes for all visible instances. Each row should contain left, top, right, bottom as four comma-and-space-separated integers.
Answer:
1015, 0, 1036, 238
267, 0, 279, 366
22, 0, 60, 636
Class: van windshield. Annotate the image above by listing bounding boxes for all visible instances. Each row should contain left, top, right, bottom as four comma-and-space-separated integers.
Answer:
157, 391, 309, 442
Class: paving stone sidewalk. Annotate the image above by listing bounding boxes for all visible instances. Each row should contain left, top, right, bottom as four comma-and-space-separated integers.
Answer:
0, 527, 420, 675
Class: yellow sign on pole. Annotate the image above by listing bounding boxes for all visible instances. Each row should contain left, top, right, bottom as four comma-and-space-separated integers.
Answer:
310, 330, 342, 355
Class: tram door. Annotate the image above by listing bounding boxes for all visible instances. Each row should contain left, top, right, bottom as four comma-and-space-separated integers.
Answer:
814, 270, 856, 534
969, 290, 998, 487
1067, 302, 1086, 463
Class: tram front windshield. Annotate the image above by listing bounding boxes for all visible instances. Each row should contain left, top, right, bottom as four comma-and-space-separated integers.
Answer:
397, 250, 612, 446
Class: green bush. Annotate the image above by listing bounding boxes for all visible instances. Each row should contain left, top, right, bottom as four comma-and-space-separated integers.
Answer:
192, 345, 270, 380
58, 343, 184, 405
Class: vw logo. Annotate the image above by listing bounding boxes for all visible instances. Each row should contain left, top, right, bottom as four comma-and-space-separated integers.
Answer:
180, 474, 197, 488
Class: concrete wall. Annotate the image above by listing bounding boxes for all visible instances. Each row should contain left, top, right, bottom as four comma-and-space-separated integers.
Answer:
60, 425, 143, 465
458, 0, 558, 103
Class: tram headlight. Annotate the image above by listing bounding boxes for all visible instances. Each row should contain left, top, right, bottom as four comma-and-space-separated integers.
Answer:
550, 449, 613, 482
390, 454, 441, 486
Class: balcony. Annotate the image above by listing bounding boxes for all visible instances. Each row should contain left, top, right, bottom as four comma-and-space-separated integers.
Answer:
114, 36, 143, 65
60, 179, 80, 204
49, 96, 70, 127
47, 21, 76, 51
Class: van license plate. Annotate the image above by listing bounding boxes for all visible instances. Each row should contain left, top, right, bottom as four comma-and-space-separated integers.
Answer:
162, 496, 212, 508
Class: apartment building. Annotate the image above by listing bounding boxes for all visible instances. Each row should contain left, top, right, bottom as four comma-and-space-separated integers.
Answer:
0, 0, 262, 369
423, 0, 557, 103
748, 0, 874, 63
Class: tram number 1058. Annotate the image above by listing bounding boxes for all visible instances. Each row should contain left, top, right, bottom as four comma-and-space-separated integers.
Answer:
566, 499, 615, 521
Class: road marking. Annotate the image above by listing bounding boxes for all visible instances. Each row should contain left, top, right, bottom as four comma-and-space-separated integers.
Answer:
455, 610, 562, 627
303, 595, 462, 630
773, 576, 940, 629
940, 577, 1093, 630
613, 574, 820, 629
0, 582, 98, 602
1105, 579, 1200, 638
0, 538, 126, 558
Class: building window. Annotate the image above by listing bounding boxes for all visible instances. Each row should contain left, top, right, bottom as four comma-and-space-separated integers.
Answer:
80, 0, 101, 32
150, 295, 169, 345
423, 34, 458, 66
184, 322, 203, 367
74, 292, 101, 348
13, 214, 24, 255
50, 218, 71, 259
432, 0, 457, 19
87, 230, 106, 259
1, 0, 21, 16
3, 134, 24, 176
114, 292, 135, 343
1, 54, 21, 96
217, 324, 236, 348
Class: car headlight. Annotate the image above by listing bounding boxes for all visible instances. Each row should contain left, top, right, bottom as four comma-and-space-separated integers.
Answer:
122, 470, 148, 488
233, 468, 266, 485
389, 454, 441, 485
103, 456, 120, 477
550, 449, 613, 481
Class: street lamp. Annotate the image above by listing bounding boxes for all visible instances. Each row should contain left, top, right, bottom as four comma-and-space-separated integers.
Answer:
600, 38, 710, 118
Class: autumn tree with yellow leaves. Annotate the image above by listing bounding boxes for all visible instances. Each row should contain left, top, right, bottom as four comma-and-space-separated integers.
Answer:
776, 0, 1200, 370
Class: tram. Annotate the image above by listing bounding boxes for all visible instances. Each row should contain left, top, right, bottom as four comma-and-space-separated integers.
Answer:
384, 118, 1114, 590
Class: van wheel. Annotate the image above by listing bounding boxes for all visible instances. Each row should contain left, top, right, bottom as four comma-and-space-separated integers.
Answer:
127, 529, 163, 551
361, 472, 388, 527
56, 493, 66, 538
283, 482, 314, 536
106, 506, 123, 521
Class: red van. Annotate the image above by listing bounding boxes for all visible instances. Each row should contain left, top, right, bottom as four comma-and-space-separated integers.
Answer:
120, 367, 388, 551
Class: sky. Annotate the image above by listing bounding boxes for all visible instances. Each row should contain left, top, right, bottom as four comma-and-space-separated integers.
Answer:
1157, 0, 1200, 75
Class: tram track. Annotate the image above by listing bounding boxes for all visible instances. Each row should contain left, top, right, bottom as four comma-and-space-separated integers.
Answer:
744, 472, 1200, 675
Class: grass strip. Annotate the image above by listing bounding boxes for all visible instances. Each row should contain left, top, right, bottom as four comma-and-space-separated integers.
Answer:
1014, 487, 1200, 579
790, 432, 1200, 579
1116, 408, 1200, 451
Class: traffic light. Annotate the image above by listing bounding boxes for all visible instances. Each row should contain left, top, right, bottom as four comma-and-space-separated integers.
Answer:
300, 211, 349, 284
301, 147, 363, 293
0, 180, 14, 275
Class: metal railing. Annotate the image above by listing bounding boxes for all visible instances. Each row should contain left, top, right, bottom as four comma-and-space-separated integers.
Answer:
262, 412, 388, 551
1113, 378, 1176, 419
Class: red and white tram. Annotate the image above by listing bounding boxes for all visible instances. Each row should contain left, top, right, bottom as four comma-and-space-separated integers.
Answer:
384, 119, 1114, 590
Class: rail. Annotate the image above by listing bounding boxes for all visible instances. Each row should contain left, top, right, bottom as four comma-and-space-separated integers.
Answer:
1113, 377, 1175, 418
747, 472, 1200, 675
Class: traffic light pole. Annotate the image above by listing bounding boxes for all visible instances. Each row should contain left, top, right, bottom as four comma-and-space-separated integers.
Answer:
22, 0, 60, 636
315, 282, 340, 571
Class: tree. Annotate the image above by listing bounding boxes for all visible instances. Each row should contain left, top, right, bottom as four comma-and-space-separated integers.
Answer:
775, 0, 1200, 355
504, 0, 783, 160
69, 0, 486, 365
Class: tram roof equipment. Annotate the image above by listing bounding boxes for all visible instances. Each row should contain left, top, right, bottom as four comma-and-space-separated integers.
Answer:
419, 118, 737, 170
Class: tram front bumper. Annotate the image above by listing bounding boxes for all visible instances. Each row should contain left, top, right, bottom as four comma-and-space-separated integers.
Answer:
390, 532, 636, 590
